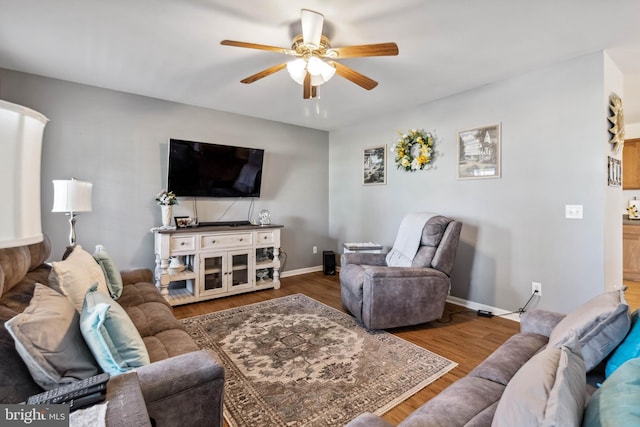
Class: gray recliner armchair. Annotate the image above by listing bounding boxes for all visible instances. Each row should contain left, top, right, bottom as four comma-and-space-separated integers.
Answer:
340, 215, 462, 330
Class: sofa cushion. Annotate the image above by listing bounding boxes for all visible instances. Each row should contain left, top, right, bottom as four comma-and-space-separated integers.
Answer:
400, 376, 504, 427
469, 332, 548, 386
50, 245, 111, 312
605, 308, 640, 378
5, 283, 100, 389
548, 290, 630, 371
117, 281, 197, 361
93, 245, 123, 300
80, 284, 150, 375
583, 357, 640, 427
491, 338, 585, 427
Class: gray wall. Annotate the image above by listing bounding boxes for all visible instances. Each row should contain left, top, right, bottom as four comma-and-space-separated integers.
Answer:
329, 51, 623, 314
0, 68, 332, 272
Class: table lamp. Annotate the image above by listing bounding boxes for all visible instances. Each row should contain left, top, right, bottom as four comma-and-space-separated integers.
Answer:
52, 179, 93, 246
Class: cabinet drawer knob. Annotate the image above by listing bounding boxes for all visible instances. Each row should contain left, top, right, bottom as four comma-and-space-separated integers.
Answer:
239, 238, 243, 241
211, 240, 216, 244
180, 242, 186, 246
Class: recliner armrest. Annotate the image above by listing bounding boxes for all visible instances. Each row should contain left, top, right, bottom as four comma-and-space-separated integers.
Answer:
136, 349, 225, 427
341, 252, 387, 267
365, 266, 448, 279
520, 309, 566, 337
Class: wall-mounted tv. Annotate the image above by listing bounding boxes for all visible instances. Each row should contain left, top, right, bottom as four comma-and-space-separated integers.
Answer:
167, 139, 264, 198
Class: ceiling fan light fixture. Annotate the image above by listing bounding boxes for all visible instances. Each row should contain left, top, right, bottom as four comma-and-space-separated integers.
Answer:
286, 56, 335, 86
286, 58, 307, 85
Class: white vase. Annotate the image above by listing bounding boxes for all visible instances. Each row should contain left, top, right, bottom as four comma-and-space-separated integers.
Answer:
161, 205, 172, 227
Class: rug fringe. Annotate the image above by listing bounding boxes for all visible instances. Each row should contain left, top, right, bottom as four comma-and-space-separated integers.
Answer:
372, 361, 458, 416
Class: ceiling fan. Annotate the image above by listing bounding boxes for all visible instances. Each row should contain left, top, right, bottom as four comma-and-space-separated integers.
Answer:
221, 9, 399, 99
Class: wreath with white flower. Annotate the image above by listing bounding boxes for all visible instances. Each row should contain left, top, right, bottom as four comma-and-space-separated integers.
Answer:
391, 128, 435, 171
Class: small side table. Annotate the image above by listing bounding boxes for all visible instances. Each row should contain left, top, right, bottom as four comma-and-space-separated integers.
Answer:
343, 242, 384, 254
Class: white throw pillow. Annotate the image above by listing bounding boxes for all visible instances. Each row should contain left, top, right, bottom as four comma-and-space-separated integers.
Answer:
51, 245, 110, 312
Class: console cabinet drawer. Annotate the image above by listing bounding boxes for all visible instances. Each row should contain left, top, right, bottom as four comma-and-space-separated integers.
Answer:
170, 235, 196, 253
200, 232, 252, 250
256, 230, 275, 244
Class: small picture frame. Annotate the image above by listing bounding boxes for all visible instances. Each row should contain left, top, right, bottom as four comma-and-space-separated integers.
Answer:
174, 216, 192, 228
363, 145, 386, 185
457, 123, 501, 179
608, 156, 621, 187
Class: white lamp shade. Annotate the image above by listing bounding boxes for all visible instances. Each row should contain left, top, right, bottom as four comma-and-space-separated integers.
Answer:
0, 100, 48, 249
52, 180, 93, 213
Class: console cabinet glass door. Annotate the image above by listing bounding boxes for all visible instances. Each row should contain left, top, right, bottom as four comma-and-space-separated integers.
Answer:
229, 250, 253, 291
199, 250, 254, 296
200, 253, 225, 296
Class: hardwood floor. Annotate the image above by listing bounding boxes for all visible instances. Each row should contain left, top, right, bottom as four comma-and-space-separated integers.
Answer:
172, 272, 520, 425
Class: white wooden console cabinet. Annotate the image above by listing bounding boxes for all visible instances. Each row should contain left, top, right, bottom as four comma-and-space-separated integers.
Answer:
153, 224, 282, 306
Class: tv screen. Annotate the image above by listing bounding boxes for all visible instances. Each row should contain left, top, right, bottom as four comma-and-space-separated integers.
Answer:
167, 139, 264, 198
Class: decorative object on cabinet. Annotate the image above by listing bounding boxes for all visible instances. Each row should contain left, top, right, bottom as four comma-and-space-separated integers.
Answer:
391, 129, 435, 172
174, 216, 192, 228
155, 190, 178, 228
628, 198, 640, 220
608, 93, 625, 154
153, 224, 282, 305
169, 256, 185, 272
363, 145, 386, 184
0, 100, 48, 249
457, 123, 501, 179
259, 210, 271, 225
52, 179, 93, 246
608, 156, 622, 187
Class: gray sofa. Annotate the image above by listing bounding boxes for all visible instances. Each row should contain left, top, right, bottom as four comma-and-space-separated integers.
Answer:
347, 289, 635, 426
0, 237, 224, 426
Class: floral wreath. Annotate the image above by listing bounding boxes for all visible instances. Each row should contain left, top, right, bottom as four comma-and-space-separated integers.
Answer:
391, 128, 435, 171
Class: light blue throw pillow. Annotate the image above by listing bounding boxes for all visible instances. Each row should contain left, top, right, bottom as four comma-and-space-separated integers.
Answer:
606, 309, 640, 377
93, 245, 123, 300
583, 358, 640, 426
80, 284, 149, 375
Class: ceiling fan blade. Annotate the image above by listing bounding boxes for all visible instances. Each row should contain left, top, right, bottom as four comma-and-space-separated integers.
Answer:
301, 9, 324, 47
327, 42, 399, 58
332, 62, 378, 90
221, 40, 296, 55
303, 72, 313, 99
240, 63, 287, 84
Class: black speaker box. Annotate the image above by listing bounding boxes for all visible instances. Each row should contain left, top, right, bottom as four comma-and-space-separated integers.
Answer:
323, 251, 336, 275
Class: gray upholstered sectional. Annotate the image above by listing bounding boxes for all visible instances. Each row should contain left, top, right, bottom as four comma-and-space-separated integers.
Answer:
347, 290, 634, 426
0, 236, 224, 426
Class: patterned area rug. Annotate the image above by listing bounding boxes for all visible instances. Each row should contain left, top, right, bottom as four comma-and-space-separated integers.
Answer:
181, 294, 457, 427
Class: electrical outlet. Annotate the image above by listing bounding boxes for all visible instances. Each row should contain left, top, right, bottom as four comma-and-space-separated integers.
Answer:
532, 282, 542, 296
313, 246, 317, 254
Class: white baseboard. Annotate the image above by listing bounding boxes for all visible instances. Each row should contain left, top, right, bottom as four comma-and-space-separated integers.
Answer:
446, 295, 523, 322
280, 265, 323, 278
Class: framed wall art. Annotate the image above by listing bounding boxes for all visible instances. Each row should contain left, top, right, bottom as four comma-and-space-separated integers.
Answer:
363, 145, 386, 185
608, 156, 621, 187
457, 123, 501, 179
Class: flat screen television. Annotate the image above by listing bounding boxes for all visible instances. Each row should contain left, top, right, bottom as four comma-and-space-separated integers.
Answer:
167, 139, 264, 198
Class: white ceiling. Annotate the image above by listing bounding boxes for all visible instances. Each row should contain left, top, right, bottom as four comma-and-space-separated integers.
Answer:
1, 0, 640, 131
